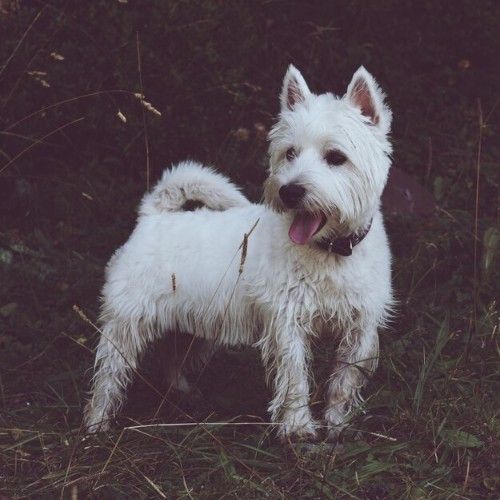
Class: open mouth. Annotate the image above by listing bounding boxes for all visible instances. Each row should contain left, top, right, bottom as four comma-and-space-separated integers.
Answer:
288, 212, 327, 245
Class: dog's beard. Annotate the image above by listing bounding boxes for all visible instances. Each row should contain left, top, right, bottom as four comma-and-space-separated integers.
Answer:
263, 173, 367, 245
271, 199, 358, 245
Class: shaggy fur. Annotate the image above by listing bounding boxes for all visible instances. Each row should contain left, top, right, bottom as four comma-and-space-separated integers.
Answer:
84, 65, 393, 440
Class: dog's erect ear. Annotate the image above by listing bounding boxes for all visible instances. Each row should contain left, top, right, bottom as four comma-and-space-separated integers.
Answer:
345, 66, 392, 133
280, 65, 311, 111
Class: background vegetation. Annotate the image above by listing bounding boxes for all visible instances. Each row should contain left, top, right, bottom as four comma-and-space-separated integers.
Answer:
0, 0, 498, 497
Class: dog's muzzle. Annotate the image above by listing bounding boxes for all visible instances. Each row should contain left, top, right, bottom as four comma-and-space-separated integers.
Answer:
279, 183, 306, 208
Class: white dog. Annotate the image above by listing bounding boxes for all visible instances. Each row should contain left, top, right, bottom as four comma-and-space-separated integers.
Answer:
84, 65, 393, 440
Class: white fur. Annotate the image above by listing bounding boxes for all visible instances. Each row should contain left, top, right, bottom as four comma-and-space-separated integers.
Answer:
140, 160, 250, 214
84, 66, 394, 440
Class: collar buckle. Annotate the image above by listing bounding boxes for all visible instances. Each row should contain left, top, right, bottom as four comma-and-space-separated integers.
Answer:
317, 218, 372, 257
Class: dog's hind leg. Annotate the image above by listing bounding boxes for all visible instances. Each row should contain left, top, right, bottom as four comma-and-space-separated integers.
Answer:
324, 327, 379, 438
159, 333, 215, 395
84, 318, 152, 433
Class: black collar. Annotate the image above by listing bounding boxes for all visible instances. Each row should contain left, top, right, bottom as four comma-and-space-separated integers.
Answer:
316, 219, 372, 256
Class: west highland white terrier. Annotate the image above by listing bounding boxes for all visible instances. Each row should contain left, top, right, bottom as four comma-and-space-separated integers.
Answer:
84, 65, 393, 440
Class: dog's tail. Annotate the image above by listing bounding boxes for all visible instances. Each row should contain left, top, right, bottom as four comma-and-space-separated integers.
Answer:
139, 160, 250, 215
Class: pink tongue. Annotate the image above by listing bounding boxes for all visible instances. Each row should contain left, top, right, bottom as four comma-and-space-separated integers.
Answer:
289, 213, 323, 245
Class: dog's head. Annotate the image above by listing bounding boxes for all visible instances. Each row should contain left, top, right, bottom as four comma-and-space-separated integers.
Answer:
264, 65, 392, 245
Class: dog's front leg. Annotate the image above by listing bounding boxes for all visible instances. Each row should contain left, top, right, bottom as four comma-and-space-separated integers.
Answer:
324, 327, 379, 438
261, 325, 317, 441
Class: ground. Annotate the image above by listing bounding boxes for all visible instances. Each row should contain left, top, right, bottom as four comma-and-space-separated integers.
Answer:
0, 1, 498, 498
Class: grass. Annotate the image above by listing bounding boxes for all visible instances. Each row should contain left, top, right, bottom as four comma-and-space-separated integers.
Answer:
0, 1, 498, 498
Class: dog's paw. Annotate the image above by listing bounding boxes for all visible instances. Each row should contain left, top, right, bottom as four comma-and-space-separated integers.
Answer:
323, 406, 348, 441
83, 402, 113, 434
83, 416, 111, 434
278, 410, 319, 442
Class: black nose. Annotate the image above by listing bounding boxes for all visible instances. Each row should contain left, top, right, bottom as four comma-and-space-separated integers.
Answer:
279, 183, 306, 208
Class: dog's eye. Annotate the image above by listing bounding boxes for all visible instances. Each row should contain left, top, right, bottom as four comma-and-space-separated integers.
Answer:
325, 150, 347, 166
285, 147, 296, 161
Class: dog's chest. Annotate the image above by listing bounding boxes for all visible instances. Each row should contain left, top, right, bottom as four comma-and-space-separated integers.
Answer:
248, 255, 362, 331
309, 264, 360, 313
